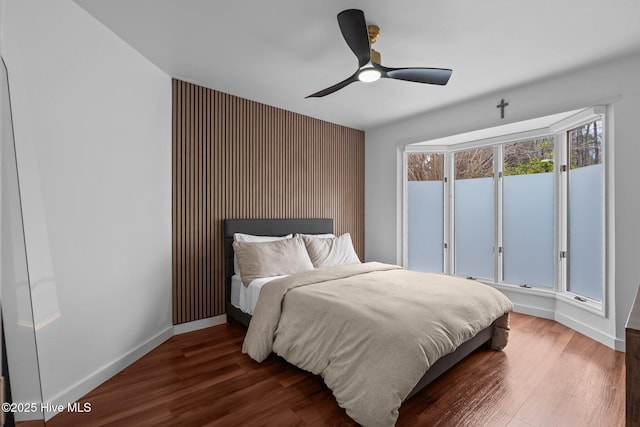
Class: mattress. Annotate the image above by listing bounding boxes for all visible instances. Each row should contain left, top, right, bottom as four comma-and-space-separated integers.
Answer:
230, 274, 287, 315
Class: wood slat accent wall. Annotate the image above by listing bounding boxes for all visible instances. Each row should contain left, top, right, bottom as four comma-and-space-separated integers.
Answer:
172, 79, 365, 324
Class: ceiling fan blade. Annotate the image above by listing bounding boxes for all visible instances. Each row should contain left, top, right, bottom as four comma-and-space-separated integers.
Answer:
377, 65, 453, 85
337, 9, 371, 67
306, 72, 359, 98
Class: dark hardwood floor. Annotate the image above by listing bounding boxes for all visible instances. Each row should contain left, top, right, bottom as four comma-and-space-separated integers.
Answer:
46, 313, 625, 426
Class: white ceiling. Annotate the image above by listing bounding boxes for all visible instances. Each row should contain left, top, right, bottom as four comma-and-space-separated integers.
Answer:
74, 0, 640, 131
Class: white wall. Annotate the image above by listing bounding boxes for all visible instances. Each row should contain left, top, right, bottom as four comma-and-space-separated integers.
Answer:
0, 0, 172, 417
365, 52, 640, 349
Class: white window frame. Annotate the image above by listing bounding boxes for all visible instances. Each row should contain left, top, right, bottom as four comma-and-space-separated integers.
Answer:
554, 109, 607, 315
450, 144, 496, 281
498, 133, 557, 290
403, 106, 607, 316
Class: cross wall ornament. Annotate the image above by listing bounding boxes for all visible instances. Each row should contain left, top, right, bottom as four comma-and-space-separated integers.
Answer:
496, 98, 509, 119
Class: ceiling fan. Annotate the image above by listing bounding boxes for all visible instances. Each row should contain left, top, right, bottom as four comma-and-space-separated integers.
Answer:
306, 9, 452, 98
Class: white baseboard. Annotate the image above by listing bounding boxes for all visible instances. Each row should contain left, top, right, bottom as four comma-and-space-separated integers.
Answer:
43, 326, 173, 421
173, 314, 227, 334
512, 303, 555, 320
554, 312, 620, 351
500, 286, 622, 352
515, 304, 624, 351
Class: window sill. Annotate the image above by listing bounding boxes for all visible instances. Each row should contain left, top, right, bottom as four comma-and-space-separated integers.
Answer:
488, 281, 556, 297
556, 292, 604, 317
486, 282, 604, 317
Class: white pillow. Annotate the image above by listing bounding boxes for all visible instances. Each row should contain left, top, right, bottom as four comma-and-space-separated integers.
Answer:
295, 233, 336, 239
234, 233, 293, 242
301, 233, 361, 268
233, 236, 314, 286
233, 233, 293, 276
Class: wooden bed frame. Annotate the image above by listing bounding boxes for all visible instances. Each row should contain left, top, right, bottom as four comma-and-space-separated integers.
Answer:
223, 218, 494, 399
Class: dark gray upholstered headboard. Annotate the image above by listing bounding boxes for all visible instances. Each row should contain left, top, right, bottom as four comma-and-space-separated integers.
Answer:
223, 218, 333, 322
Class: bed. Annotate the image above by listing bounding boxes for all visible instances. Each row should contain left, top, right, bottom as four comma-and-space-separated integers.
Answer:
224, 218, 512, 427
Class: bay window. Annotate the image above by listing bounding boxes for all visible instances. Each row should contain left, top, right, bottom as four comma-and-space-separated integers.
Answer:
404, 107, 606, 310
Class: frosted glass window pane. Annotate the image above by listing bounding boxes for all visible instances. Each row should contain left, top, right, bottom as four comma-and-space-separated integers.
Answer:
455, 147, 494, 279
503, 173, 554, 287
455, 177, 494, 279
503, 138, 554, 287
568, 164, 603, 301
407, 153, 444, 273
407, 182, 443, 272
567, 120, 603, 302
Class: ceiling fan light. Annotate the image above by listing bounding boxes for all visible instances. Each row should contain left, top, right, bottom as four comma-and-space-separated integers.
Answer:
358, 68, 381, 83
